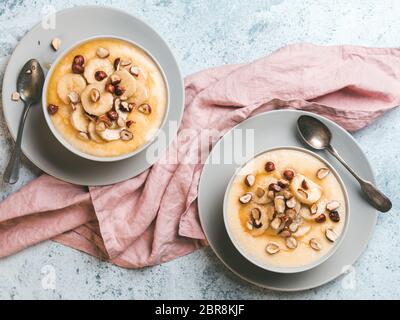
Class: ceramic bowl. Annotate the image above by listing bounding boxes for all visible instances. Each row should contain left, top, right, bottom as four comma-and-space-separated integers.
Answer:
42, 35, 169, 162
223, 146, 350, 273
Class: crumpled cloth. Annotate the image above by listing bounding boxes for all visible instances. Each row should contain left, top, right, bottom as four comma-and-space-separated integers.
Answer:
1, 43, 399, 267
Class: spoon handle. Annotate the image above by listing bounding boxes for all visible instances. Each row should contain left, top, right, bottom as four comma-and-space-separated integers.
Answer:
3, 101, 32, 184
326, 145, 392, 212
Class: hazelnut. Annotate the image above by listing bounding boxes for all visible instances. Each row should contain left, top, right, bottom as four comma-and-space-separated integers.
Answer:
316, 167, 330, 180
138, 103, 152, 114
119, 101, 130, 112
270, 217, 281, 230
325, 228, 338, 242
120, 129, 133, 141
283, 169, 295, 180
96, 47, 109, 58
67, 91, 80, 104
327, 200, 340, 211
47, 104, 59, 115
114, 85, 125, 96
114, 57, 121, 70
239, 193, 252, 204
309, 238, 322, 251
114, 98, 121, 109
278, 179, 289, 188
129, 66, 140, 77
268, 183, 281, 192
265, 243, 280, 255
90, 88, 100, 102
11, 91, 20, 101
250, 207, 261, 221
110, 74, 121, 85
105, 83, 115, 93
265, 161, 275, 172
274, 195, 286, 214
278, 228, 291, 238
95, 70, 107, 81
301, 179, 309, 190
310, 203, 318, 215
107, 110, 119, 121
73, 55, 85, 66
244, 174, 255, 187
51, 38, 61, 51
286, 197, 297, 209
128, 103, 136, 111
72, 64, 84, 74
315, 214, 326, 223
286, 237, 298, 249
255, 187, 265, 198
329, 211, 340, 223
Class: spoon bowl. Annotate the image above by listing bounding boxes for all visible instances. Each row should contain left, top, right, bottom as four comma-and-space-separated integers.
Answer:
17, 59, 44, 103
297, 115, 392, 213
297, 115, 332, 149
3, 59, 44, 184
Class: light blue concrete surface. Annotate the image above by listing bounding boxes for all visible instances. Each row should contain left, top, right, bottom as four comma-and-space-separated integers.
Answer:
0, 0, 399, 299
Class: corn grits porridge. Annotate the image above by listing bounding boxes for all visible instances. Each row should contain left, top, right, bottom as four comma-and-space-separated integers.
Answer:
226, 148, 347, 269
46, 38, 167, 158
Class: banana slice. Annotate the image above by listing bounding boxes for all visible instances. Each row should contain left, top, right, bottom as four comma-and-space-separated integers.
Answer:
88, 120, 104, 143
83, 58, 114, 84
97, 128, 122, 141
290, 174, 322, 205
57, 74, 86, 104
299, 206, 315, 221
128, 81, 149, 106
70, 103, 89, 133
292, 224, 311, 238
112, 69, 137, 98
81, 84, 114, 116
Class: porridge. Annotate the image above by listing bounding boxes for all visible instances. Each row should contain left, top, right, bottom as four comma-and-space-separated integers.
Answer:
226, 148, 347, 269
46, 38, 167, 158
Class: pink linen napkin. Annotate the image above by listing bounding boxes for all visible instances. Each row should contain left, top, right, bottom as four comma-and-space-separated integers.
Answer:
1, 43, 399, 267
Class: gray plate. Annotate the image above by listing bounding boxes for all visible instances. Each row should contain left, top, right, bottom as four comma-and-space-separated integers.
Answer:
198, 110, 377, 291
2, 6, 184, 186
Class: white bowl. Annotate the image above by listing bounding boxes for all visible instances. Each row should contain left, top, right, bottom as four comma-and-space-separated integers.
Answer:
223, 146, 350, 274
42, 35, 169, 162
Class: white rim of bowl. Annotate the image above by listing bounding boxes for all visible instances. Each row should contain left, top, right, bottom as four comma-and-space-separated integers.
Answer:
223, 145, 350, 274
42, 35, 170, 162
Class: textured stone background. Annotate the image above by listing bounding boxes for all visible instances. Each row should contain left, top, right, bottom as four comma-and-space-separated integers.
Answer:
0, 0, 399, 299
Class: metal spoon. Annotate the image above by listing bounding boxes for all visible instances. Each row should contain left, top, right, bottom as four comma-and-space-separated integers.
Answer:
297, 115, 392, 212
3, 59, 44, 184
